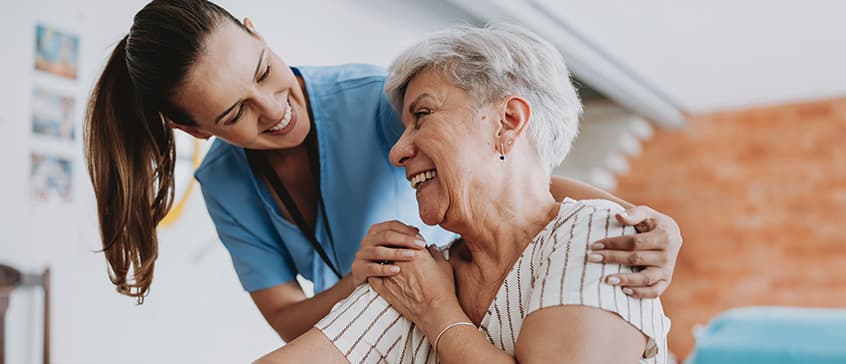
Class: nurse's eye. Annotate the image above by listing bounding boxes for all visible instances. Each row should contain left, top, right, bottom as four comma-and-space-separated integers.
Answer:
258, 64, 271, 82
224, 104, 245, 126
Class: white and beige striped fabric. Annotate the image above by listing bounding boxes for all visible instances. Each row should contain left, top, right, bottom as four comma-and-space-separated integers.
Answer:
316, 199, 670, 364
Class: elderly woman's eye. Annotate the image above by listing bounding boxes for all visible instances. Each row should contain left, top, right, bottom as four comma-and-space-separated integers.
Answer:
413, 109, 431, 118
412, 109, 431, 129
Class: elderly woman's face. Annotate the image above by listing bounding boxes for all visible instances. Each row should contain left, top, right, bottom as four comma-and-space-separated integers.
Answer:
389, 69, 501, 226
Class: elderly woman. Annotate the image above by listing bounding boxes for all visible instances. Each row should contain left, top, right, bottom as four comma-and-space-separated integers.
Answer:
256, 24, 669, 364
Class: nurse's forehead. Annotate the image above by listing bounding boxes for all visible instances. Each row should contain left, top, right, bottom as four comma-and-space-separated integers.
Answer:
177, 24, 264, 122
185, 21, 261, 89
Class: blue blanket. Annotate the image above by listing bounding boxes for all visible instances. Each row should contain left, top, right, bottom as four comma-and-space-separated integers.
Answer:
688, 306, 846, 364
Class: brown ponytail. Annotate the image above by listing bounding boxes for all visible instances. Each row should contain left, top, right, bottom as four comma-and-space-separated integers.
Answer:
84, 35, 175, 303
83, 0, 245, 303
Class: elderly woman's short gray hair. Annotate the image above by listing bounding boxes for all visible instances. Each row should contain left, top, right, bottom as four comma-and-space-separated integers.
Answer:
385, 23, 582, 175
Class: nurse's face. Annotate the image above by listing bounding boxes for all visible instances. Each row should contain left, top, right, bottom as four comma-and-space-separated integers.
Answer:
171, 19, 311, 150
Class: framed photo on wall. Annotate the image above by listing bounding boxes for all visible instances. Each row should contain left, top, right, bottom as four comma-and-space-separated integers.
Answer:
34, 23, 79, 80
32, 88, 75, 141
30, 151, 73, 203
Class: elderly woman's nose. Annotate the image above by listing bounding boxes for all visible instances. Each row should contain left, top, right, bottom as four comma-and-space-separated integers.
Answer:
389, 134, 416, 167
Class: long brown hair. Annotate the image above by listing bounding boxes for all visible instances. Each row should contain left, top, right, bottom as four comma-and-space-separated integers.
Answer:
84, 0, 243, 303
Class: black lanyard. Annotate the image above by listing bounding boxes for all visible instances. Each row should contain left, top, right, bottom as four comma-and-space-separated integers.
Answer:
245, 128, 342, 279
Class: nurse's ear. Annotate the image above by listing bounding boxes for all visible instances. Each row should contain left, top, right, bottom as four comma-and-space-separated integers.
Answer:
242, 18, 265, 41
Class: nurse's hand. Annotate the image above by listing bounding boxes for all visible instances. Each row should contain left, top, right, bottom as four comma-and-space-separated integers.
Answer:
586, 205, 682, 299
351, 221, 427, 286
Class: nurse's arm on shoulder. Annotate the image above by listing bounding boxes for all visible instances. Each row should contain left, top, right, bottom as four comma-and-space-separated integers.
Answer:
251, 221, 425, 342
549, 176, 682, 299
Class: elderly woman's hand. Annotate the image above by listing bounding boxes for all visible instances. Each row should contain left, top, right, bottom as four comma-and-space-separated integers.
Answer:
351, 221, 427, 286
368, 246, 458, 326
587, 205, 682, 299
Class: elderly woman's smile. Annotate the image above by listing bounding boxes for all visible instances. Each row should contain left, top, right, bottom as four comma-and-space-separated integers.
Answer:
401, 150, 446, 225
409, 169, 437, 189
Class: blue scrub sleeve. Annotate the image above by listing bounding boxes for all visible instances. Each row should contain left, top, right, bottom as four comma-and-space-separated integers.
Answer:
202, 189, 297, 292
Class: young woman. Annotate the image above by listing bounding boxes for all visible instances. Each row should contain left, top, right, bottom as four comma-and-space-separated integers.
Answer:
84, 0, 682, 342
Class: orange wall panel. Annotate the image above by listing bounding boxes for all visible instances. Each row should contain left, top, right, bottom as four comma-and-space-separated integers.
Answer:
615, 98, 846, 359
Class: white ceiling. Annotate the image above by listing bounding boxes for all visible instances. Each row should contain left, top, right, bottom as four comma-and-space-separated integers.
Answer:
534, 0, 846, 113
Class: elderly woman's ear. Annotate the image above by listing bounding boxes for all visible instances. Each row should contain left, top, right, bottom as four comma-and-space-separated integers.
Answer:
497, 96, 532, 152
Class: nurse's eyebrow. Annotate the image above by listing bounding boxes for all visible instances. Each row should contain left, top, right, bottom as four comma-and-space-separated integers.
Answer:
213, 48, 267, 125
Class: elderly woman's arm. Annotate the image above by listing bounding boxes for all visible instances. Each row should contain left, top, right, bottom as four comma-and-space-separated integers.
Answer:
428, 307, 646, 364
253, 329, 348, 363
550, 175, 682, 299
516, 306, 646, 363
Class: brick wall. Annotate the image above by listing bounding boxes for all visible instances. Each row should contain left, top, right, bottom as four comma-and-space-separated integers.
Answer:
615, 98, 846, 359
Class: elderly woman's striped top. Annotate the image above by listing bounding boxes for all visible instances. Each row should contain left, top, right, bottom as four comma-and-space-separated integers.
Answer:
316, 198, 670, 364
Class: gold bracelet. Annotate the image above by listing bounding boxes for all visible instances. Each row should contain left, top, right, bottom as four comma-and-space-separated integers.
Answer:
433, 321, 476, 361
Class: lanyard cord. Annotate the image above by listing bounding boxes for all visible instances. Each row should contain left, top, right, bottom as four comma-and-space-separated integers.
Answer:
246, 127, 342, 279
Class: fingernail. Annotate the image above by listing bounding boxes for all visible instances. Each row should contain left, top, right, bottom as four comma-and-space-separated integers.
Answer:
622, 288, 634, 295
389, 266, 400, 273
403, 250, 415, 257
606, 276, 621, 285
414, 239, 426, 248
587, 253, 603, 263
619, 211, 629, 218
590, 243, 604, 250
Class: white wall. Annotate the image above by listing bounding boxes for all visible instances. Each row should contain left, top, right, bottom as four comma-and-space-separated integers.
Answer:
535, 0, 846, 113
0, 1, 473, 363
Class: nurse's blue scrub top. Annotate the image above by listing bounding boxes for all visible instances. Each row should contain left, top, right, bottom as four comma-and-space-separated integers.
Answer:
195, 64, 455, 293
